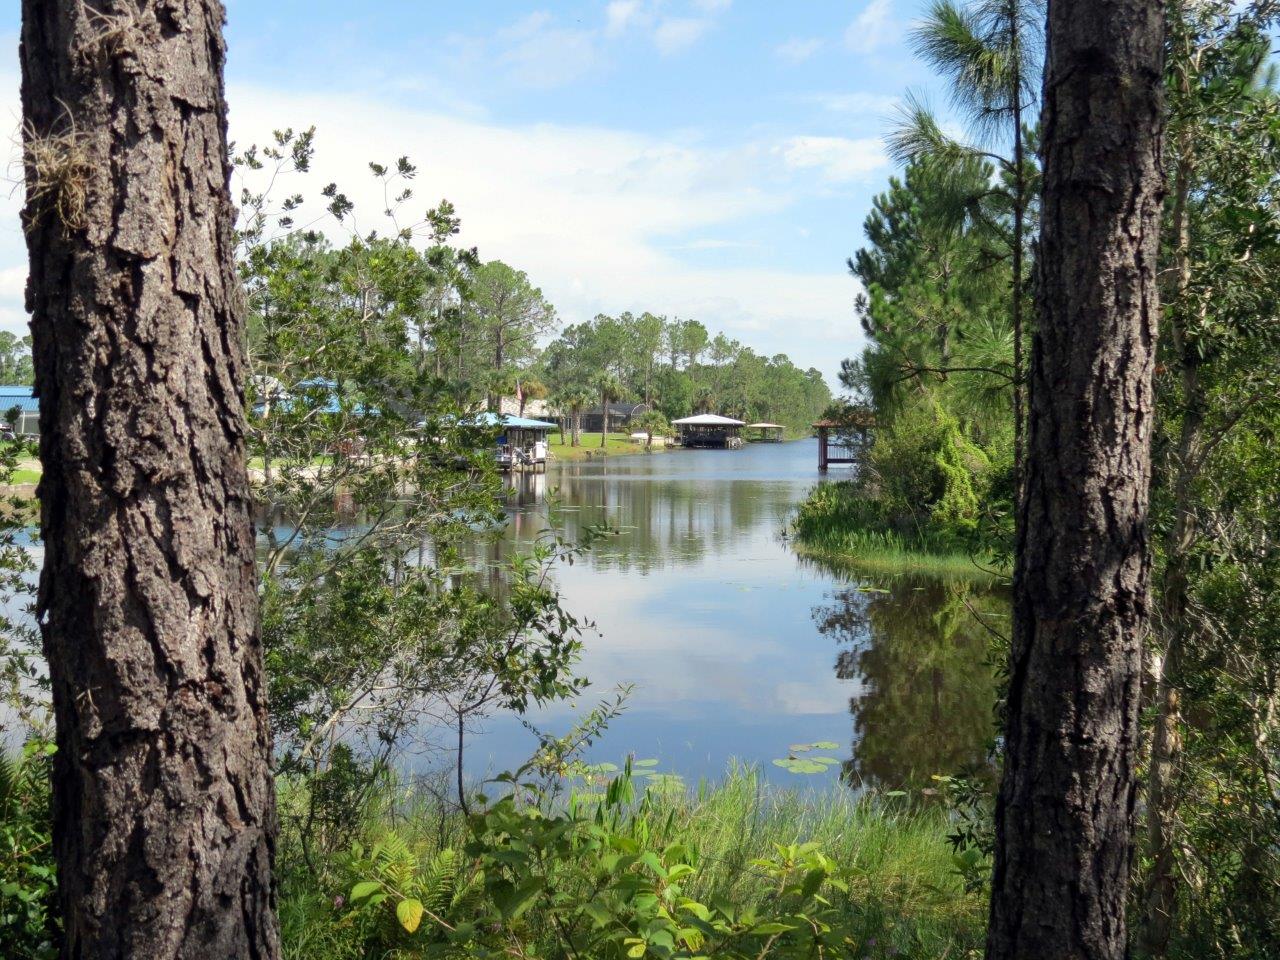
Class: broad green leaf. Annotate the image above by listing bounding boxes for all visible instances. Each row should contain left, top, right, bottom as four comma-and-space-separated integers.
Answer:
396, 898, 424, 934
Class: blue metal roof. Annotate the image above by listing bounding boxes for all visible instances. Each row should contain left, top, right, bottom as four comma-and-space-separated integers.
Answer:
471, 412, 557, 431
255, 379, 371, 416
0, 385, 37, 414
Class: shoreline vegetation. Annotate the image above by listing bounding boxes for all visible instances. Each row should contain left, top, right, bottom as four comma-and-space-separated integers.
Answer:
274, 763, 986, 960
793, 538, 1006, 583
548, 430, 804, 461
790, 480, 1010, 582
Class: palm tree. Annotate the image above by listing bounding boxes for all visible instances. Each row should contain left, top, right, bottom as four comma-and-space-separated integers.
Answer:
553, 387, 592, 447
889, 0, 1042, 492
518, 377, 548, 418
634, 411, 669, 450
593, 372, 625, 448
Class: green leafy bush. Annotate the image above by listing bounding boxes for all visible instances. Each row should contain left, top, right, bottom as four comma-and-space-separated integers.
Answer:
337, 758, 967, 959
0, 741, 58, 960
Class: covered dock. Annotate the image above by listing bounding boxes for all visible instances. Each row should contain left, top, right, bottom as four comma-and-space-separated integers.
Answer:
745, 422, 785, 443
475, 412, 557, 470
672, 414, 745, 449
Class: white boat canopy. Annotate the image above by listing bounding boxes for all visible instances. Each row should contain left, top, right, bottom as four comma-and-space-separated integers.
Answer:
746, 422, 784, 429
671, 414, 745, 426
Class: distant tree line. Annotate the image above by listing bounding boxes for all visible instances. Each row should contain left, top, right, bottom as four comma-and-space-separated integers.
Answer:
344, 246, 830, 434
539, 313, 831, 432
0, 333, 34, 385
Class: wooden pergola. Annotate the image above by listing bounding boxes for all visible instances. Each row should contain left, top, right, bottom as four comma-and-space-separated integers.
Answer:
813, 408, 875, 470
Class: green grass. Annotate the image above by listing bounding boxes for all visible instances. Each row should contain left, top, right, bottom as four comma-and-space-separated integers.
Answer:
630, 768, 982, 940
248, 455, 334, 470
794, 533, 1004, 581
547, 431, 671, 461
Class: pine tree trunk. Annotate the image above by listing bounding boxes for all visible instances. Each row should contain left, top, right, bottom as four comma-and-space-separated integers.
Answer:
986, 0, 1165, 954
20, 2, 279, 957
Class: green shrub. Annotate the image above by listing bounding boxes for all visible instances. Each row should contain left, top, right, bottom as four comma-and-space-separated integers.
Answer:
0, 741, 58, 960
315, 761, 983, 960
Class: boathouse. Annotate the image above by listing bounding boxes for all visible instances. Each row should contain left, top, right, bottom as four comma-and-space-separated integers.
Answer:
745, 422, 785, 443
672, 413, 745, 449
475, 412, 557, 470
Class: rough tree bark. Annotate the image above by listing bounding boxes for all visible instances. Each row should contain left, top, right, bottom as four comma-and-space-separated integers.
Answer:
20, 2, 279, 958
986, 0, 1165, 955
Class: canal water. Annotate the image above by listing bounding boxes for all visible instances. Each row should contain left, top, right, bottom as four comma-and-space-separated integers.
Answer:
465, 438, 1005, 792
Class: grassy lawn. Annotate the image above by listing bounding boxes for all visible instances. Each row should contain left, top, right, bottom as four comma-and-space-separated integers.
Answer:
247, 455, 334, 470
2, 457, 41, 487
547, 431, 672, 461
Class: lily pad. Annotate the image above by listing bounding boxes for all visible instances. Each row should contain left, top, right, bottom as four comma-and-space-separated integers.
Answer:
772, 757, 833, 775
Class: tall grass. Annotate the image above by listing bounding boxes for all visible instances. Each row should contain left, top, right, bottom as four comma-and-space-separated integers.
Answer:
791, 481, 1006, 580
277, 765, 986, 959
633, 767, 984, 947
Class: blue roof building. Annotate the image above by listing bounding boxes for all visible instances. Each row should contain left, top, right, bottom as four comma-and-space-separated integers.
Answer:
0, 385, 38, 436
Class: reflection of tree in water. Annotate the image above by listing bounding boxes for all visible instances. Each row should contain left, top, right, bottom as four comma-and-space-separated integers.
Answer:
814, 576, 1006, 792
494, 466, 801, 574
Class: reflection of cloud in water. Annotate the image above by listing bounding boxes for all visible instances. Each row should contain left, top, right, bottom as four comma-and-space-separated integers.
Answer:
437, 442, 1004, 789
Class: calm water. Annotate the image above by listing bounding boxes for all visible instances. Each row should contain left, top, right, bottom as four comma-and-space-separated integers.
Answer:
464, 438, 1005, 791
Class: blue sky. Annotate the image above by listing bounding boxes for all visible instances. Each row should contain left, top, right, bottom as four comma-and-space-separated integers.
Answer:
0, 1, 950, 385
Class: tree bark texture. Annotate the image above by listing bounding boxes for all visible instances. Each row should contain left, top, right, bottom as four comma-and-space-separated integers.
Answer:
20, 2, 279, 957
986, 0, 1165, 955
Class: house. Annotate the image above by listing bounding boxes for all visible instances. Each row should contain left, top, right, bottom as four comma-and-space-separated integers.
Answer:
498, 395, 552, 420
581, 402, 651, 434
0, 385, 39, 437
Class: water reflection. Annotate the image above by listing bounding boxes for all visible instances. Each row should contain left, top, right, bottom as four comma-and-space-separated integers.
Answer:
464, 442, 1008, 792
495, 452, 808, 574
812, 574, 1005, 792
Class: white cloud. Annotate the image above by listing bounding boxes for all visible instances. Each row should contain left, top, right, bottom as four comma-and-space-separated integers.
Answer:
803, 91, 899, 115
0, 266, 24, 300
779, 135, 888, 182
654, 17, 712, 54
775, 37, 823, 63
0, 71, 868, 381
845, 0, 898, 54
222, 85, 861, 380
675, 238, 756, 250
0, 86, 26, 338
605, 0, 643, 37
447, 4, 730, 85
496, 12, 601, 88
